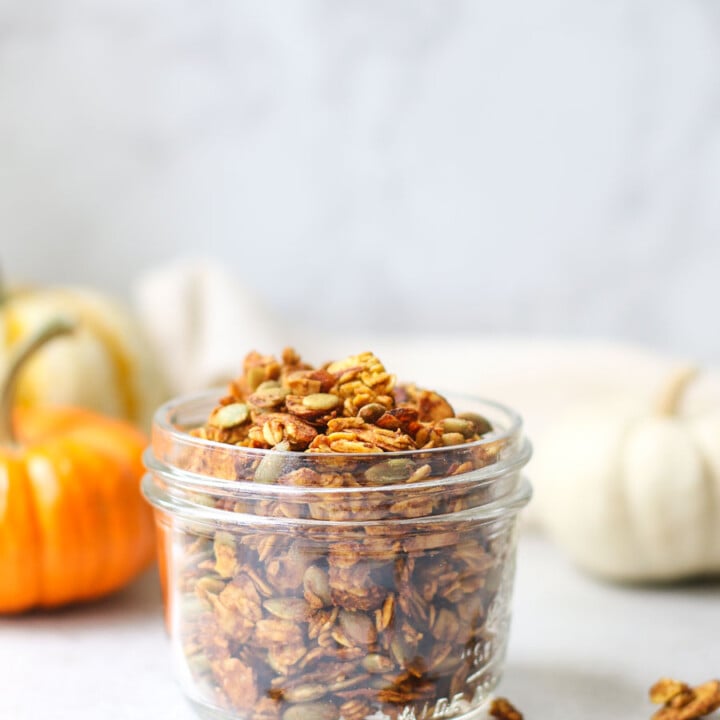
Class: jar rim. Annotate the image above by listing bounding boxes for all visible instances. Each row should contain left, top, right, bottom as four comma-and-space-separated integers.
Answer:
146, 389, 532, 525
144, 436, 532, 498
142, 473, 533, 529
151, 388, 525, 461
146, 389, 532, 520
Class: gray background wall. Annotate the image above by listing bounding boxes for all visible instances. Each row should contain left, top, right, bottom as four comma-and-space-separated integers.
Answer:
2, 1, 719, 360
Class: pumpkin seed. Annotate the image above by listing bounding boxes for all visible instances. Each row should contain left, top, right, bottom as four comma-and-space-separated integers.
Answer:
303, 565, 331, 605
283, 684, 328, 703
255, 441, 290, 483
432, 654, 463, 674
260, 387, 289, 402
362, 654, 395, 674
211, 403, 249, 428
357, 402, 386, 424
458, 411, 493, 436
339, 610, 376, 645
263, 598, 311, 622
328, 674, 369, 692
256, 380, 281, 391
370, 676, 391, 689
432, 608, 460, 641
390, 635, 412, 665
196, 576, 226, 595
251, 384, 289, 407
441, 432, 466, 447
302, 393, 341, 411
439, 417, 476, 437
283, 703, 338, 720
365, 458, 415, 485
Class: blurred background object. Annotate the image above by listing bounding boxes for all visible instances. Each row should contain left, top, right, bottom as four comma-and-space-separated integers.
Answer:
0, 319, 155, 614
0, 283, 166, 429
2, 1, 719, 360
532, 366, 720, 581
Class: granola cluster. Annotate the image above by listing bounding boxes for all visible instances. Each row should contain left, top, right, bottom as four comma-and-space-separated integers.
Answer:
192, 349, 493, 454
169, 349, 521, 720
650, 678, 720, 720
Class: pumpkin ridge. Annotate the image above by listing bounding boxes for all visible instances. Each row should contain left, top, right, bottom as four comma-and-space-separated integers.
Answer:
58, 437, 113, 601
60, 433, 142, 598
25, 442, 91, 607
614, 415, 641, 573
62, 414, 155, 592
0, 457, 42, 612
686, 427, 720, 573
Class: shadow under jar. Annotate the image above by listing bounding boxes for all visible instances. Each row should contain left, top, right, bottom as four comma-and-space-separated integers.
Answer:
143, 391, 532, 720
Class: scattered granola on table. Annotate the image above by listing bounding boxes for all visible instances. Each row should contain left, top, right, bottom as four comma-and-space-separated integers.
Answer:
488, 697, 523, 720
649, 678, 720, 720
162, 348, 529, 720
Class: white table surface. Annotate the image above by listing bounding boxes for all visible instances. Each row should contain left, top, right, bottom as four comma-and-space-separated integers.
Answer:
1, 534, 717, 720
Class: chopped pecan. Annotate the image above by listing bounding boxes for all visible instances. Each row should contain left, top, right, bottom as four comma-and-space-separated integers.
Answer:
284, 369, 336, 396
395, 384, 455, 422
254, 413, 318, 450
375, 407, 422, 437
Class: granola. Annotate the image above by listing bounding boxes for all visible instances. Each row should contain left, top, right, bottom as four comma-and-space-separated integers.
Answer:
168, 349, 524, 720
650, 678, 720, 720
489, 697, 523, 720
193, 349, 492, 455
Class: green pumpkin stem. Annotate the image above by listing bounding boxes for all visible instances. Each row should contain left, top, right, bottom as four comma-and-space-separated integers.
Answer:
0, 317, 76, 445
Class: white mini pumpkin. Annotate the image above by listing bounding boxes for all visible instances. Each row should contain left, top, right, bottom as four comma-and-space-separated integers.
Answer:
532, 368, 720, 581
0, 285, 166, 430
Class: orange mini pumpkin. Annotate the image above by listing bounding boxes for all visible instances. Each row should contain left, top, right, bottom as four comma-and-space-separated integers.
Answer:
0, 318, 155, 613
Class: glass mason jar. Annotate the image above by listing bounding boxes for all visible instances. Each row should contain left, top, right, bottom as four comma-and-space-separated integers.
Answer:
143, 390, 532, 720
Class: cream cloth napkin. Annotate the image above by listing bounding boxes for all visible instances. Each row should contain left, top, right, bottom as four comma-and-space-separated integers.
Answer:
134, 260, 719, 430
134, 259, 286, 395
